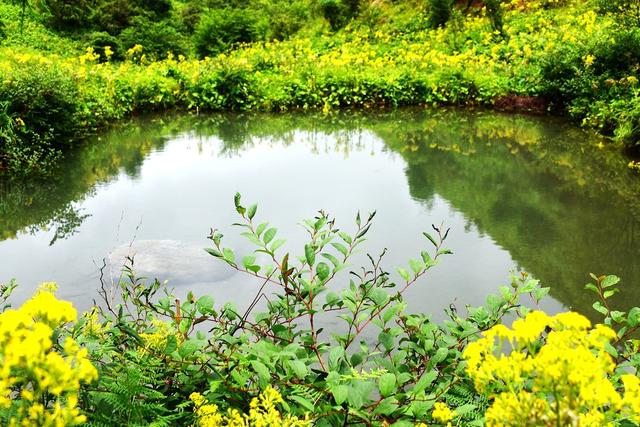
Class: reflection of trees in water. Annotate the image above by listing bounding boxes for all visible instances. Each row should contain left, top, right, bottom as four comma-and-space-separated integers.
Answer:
375, 110, 640, 318
0, 120, 172, 243
42, 204, 91, 246
2, 108, 640, 321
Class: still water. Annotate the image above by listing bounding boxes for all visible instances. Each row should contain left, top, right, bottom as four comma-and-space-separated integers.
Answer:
1, 109, 639, 320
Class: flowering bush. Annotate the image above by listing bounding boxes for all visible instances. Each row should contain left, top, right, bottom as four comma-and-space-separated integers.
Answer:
0, 283, 97, 426
191, 387, 310, 427
463, 310, 640, 426
2, 202, 640, 426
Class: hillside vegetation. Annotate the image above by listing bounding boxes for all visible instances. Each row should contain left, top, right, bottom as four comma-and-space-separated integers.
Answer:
1, 0, 640, 174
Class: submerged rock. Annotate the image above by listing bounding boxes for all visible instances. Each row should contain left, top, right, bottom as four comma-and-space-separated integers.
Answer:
108, 239, 236, 285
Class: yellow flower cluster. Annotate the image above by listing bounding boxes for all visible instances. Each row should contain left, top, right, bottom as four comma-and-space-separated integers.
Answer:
139, 317, 180, 354
0, 283, 98, 426
464, 311, 640, 426
190, 387, 311, 427
432, 402, 455, 424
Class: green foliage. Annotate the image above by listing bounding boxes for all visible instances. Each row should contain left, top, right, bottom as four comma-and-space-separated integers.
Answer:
194, 8, 266, 57
485, 0, 504, 34
540, 26, 640, 143
67, 196, 560, 424
595, 0, 640, 27
318, 0, 347, 31
118, 17, 187, 59
0, 58, 79, 174
317, 0, 360, 31
5, 0, 640, 173
36, 0, 93, 31
585, 274, 640, 372
427, 0, 453, 28
2, 196, 639, 424
85, 31, 123, 60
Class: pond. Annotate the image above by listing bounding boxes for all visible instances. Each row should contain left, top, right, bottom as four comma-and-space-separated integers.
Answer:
1, 108, 639, 321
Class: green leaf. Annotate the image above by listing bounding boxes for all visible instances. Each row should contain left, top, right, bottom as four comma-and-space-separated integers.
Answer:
329, 346, 345, 369
321, 253, 341, 267
231, 369, 247, 387
378, 373, 396, 397
338, 231, 352, 245
243, 255, 257, 269
234, 192, 245, 215
255, 222, 268, 237
247, 203, 257, 220
585, 283, 599, 293
408, 258, 424, 275
397, 268, 410, 282
314, 217, 328, 231
287, 360, 308, 379
164, 335, 177, 355
240, 232, 262, 246
263, 228, 277, 244
196, 296, 215, 315
533, 286, 550, 302
305, 244, 315, 266
370, 288, 388, 306
603, 289, 620, 299
521, 279, 540, 293
373, 397, 399, 416
331, 385, 349, 405
316, 262, 330, 281
593, 301, 608, 315
455, 403, 477, 416
601, 275, 620, 288
222, 248, 235, 264
205, 248, 222, 258
347, 381, 367, 409
290, 395, 315, 411
431, 347, 448, 365
331, 242, 348, 256
178, 340, 198, 358
378, 331, 394, 352
604, 342, 618, 358
423, 232, 438, 247
611, 310, 626, 323
628, 307, 640, 327
270, 239, 286, 252
251, 360, 270, 385
412, 370, 438, 394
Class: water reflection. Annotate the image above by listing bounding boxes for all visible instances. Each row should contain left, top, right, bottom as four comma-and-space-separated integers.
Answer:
1, 109, 638, 319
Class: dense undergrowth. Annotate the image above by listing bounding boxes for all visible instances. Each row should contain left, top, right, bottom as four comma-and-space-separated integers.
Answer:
1, 0, 640, 174
1, 198, 639, 425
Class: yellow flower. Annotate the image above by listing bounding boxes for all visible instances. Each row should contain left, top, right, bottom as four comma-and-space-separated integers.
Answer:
191, 387, 311, 427
464, 311, 640, 426
583, 54, 596, 67
0, 284, 97, 425
432, 402, 454, 423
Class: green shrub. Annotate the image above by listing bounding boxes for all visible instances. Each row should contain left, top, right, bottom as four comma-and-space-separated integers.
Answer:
118, 17, 187, 59
485, 0, 504, 34
0, 60, 78, 141
427, 0, 453, 28
0, 58, 80, 173
319, 0, 345, 31
85, 31, 123, 61
74, 195, 554, 425
595, 0, 640, 26
36, 0, 93, 31
194, 8, 266, 58
263, 0, 310, 40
